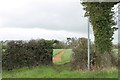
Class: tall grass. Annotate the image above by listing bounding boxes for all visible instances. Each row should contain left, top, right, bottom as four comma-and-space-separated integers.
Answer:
3, 65, 118, 78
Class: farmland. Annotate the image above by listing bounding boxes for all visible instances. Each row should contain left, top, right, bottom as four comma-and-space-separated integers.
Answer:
53, 49, 72, 64
53, 49, 64, 57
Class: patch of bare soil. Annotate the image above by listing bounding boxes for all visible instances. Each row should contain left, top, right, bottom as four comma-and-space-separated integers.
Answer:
53, 50, 65, 63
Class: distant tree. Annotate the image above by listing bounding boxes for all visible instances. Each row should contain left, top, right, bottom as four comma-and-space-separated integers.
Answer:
53, 40, 67, 49
67, 38, 72, 45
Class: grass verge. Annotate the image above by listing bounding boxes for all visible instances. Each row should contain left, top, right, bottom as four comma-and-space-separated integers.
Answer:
3, 65, 118, 78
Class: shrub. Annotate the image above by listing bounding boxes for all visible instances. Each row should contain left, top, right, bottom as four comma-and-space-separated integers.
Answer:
71, 38, 95, 70
2, 39, 53, 70
71, 37, 118, 70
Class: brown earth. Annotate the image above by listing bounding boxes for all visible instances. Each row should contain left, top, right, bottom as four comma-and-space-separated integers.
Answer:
53, 50, 65, 63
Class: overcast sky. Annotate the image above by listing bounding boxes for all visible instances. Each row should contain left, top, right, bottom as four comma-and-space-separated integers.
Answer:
0, 0, 118, 44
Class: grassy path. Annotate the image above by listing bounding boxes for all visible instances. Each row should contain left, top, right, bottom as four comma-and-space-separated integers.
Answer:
53, 49, 66, 63
53, 49, 64, 57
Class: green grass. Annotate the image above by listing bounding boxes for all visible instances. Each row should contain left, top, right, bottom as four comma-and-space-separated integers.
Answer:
3, 65, 118, 78
53, 49, 64, 57
0, 72, 1, 79
60, 49, 72, 64
62, 49, 72, 61
53, 49, 73, 64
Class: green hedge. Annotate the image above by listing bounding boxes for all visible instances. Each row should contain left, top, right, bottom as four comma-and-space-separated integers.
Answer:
2, 39, 53, 70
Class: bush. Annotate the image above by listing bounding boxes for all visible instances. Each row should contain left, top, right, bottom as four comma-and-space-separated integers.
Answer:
71, 38, 95, 70
71, 38, 118, 70
2, 39, 53, 70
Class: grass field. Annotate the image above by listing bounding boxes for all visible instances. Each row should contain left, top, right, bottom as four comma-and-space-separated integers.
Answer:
53, 49, 64, 57
62, 49, 72, 63
53, 49, 72, 64
3, 65, 118, 78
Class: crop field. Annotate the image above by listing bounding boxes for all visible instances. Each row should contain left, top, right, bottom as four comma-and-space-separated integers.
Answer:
53, 49, 72, 64
53, 49, 64, 57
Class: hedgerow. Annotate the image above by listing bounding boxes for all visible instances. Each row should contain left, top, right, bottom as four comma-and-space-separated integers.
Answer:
2, 39, 53, 70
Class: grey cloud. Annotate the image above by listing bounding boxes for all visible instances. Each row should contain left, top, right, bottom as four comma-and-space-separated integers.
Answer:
0, 0, 88, 33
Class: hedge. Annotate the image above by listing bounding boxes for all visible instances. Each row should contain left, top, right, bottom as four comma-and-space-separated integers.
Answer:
71, 38, 95, 70
2, 39, 53, 70
71, 38, 118, 70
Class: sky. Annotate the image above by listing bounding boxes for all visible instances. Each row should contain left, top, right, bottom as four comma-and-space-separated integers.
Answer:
0, 0, 118, 44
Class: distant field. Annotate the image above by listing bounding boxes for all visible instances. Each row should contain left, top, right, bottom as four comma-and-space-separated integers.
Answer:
53, 49, 72, 64
53, 49, 119, 64
60, 49, 73, 64
53, 49, 64, 57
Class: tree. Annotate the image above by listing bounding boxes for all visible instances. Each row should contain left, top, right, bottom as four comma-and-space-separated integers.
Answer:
82, 2, 118, 69
53, 40, 67, 49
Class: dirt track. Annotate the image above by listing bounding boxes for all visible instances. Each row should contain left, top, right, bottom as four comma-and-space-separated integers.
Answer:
53, 50, 65, 63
